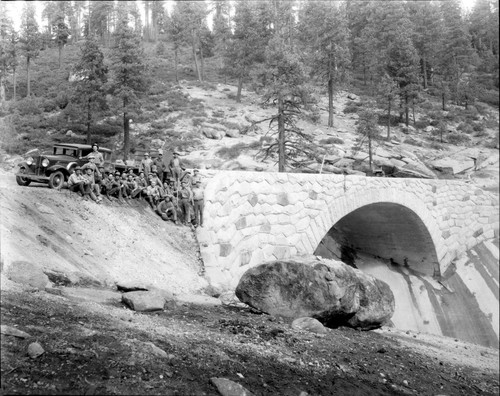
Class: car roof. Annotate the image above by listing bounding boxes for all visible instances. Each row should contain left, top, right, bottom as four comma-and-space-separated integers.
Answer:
53, 143, 112, 153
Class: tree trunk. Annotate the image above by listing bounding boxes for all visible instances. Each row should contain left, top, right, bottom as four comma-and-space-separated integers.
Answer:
0, 76, 5, 104
144, 0, 150, 41
442, 91, 446, 111
199, 44, 205, 82
328, 76, 334, 128
399, 96, 404, 122
12, 67, 16, 101
405, 94, 409, 127
123, 97, 130, 160
363, 63, 367, 86
278, 94, 285, 172
86, 98, 92, 144
368, 133, 373, 172
236, 75, 243, 103
422, 53, 428, 89
192, 31, 201, 82
387, 99, 391, 140
174, 47, 179, 83
412, 98, 416, 124
26, 57, 31, 97
58, 46, 62, 68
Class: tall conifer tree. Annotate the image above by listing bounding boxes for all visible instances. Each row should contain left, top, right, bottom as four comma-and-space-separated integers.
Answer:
19, 2, 41, 97
109, 16, 149, 159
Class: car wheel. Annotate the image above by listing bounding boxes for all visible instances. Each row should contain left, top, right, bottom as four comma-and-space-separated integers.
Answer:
48, 171, 65, 189
16, 167, 32, 186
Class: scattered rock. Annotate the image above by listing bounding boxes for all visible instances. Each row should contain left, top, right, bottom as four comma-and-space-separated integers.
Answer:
142, 341, 169, 358
431, 158, 475, 175
61, 287, 121, 305
27, 342, 45, 359
291, 317, 327, 334
116, 281, 151, 292
122, 290, 166, 312
35, 203, 55, 215
203, 284, 223, 298
45, 287, 63, 296
235, 257, 395, 330
225, 129, 240, 138
219, 291, 249, 308
347, 93, 358, 100
123, 339, 174, 361
203, 129, 225, 140
0, 325, 32, 339
175, 293, 222, 306
7, 261, 51, 290
210, 377, 254, 396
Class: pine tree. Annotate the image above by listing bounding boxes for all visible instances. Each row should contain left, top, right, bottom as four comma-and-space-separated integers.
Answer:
212, 1, 231, 83
0, 4, 14, 103
19, 2, 41, 97
386, 23, 420, 126
165, 9, 183, 83
355, 105, 380, 172
406, 1, 443, 89
67, 1, 84, 43
109, 17, 149, 159
53, 16, 70, 68
258, 0, 313, 172
298, 1, 351, 127
72, 37, 108, 144
226, 1, 271, 102
436, 0, 477, 108
172, 1, 208, 82
377, 74, 399, 140
87, 1, 115, 46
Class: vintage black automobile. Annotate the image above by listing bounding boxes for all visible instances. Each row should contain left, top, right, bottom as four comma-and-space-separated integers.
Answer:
15, 143, 112, 189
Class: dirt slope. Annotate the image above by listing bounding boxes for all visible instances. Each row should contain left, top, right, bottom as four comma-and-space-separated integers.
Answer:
0, 169, 206, 295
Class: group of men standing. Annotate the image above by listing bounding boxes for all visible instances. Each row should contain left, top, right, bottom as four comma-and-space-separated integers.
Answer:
67, 143, 205, 227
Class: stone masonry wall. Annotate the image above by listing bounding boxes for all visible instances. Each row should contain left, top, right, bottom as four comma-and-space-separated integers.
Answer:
196, 171, 499, 289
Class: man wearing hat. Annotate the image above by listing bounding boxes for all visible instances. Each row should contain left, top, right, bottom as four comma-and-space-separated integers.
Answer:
179, 168, 192, 187
81, 143, 104, 166
169, 151, 183, 188
102, 172, 122, 201
192, 169, 202, 185
67, 166, 86, 195
153, 152, 165, 184
191, 180, 204, 227
156, 196, 178, 224
132, 171, 148, 198
82, 167, 102, 203
81, 155, 102, 197
178, 180, 193, 225
140, 152, 153, 180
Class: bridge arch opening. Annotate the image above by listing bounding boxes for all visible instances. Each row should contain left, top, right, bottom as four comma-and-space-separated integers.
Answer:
314, 202, 439, 276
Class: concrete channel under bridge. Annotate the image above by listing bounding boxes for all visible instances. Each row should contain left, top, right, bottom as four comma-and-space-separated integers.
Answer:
196, 171, 499, 348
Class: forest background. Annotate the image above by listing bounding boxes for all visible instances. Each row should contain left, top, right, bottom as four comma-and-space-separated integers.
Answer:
0, 0, 498, 171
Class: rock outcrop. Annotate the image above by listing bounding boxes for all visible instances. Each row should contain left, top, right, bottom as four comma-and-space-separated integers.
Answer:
235, 257, 394, 330
7, 261, 51, 290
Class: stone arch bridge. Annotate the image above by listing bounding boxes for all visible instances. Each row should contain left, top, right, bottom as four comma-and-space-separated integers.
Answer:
196, 171, 499, 289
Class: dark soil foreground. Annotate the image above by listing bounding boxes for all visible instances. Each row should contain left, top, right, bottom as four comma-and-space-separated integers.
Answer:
1, 282, 498, 396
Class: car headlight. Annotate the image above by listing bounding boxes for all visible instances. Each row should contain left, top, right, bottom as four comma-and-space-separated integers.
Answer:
42, 158, 50, 167
26, 157, 34, 165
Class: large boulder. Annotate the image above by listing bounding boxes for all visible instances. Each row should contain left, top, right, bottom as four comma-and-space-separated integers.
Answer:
122, 290, 167, 312
235, 257, 394, 330
7, 261, 51, 290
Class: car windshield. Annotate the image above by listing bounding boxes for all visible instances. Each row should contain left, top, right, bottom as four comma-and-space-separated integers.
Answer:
53, 147, 78, 157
